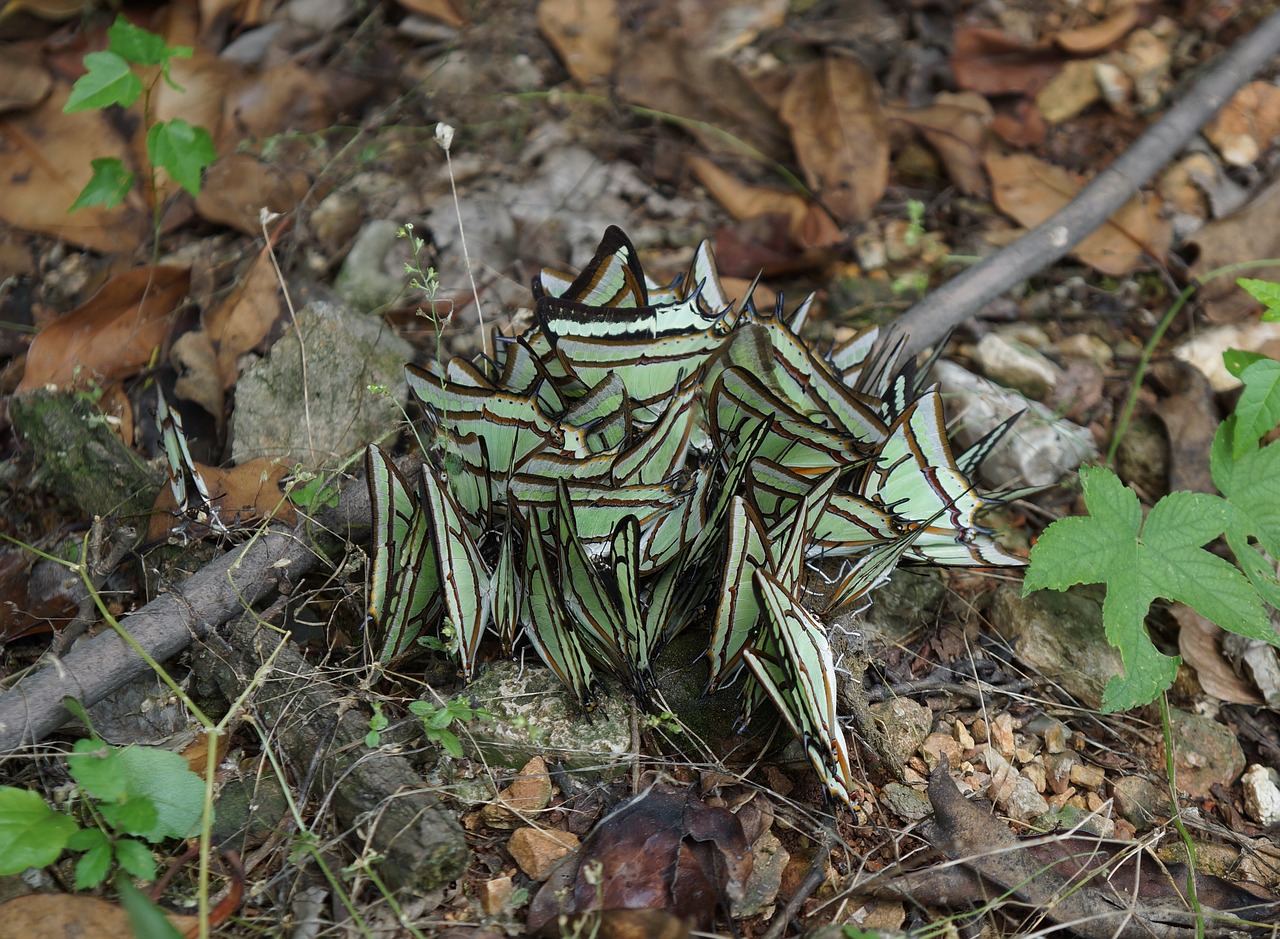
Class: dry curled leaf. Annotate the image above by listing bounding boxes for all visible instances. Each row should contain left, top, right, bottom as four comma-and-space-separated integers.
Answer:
951, 28, 1065, 96
883, 91, 992, 197
686, 154, 842, 250
985, 149, 1170, 276
18, 267, 190, 393
194, 153, 310, 235
0, 893, 198, 939
537, 0, 619, 86
1052, 1, 1140, 54
779, 57, 888, 225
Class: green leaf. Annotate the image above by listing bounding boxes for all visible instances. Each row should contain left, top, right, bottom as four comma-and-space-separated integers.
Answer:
1239, 278, 1280, 321
113, 837, 158, 882
69, 158, 135, 212
74, 838, 113, 889
106, 15, 176, 66
107, 745, 207, 842
116, 873, 186, 939
100, 794, 160, 837
1223, 348, 1267, 379
0, 787, 79, 874
1232, 358, 1280, 457
146, 119, 216, 197
68, 737, 127, 802
1024, 465, 1269, 710
64, 51, 142, 111
433, 728, 463, 759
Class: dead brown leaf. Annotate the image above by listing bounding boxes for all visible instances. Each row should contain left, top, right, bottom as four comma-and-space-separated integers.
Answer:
1204, 80, 1280, 167
397, 0, 467, 27
17, 266, 190, 393
1175, 605, 1264, 705
0, 893, 199, 939
201, 244, 285, 390
686, 154, 842, 250
985, 149, 1170, 276
1053, 1, 1139, 54
146, 456, 294, 542
883, 91, 992, 197
537, 0, 619, 86
1186, 176, 1280, 322
0, 83, 146, 254
194, 153, 310, 234
0, 41, 51, 114
779, 57, 888, 224
951, 28, 1066, 96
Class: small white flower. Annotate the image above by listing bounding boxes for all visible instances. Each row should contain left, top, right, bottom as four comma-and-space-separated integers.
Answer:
435, 122, 455, 151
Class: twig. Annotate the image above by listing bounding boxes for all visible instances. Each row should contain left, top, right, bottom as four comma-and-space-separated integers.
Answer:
877, 8, 1280, 362
0, 475, 372, 754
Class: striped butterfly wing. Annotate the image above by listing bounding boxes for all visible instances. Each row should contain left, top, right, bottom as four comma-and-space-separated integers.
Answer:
366, 445, 442, 662
707, 494, 773, 692
419, 464, 493, 680
155, 385, 228, 537
521, 508, 597, 707
535, 224, 648, 309
746, 569, 855, 806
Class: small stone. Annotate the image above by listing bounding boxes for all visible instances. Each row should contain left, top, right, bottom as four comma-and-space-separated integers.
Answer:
879, 782, 932, 822
1111, 776, 1167, 830
1042, 720, 1069, 754
1164, 708, 1246, 799
972, 332, 1062, 399
733, 830, 789, 919
870, 698, 934, 769
1022, 762, 1047, 794
1242, 764, 1280, 827
1069, 763, 1106, 790
920, 732, 963, 770
478, 875, 514, 916
334, 219, 412, 312
1044, 751, 1079, 795
508, 827, 579, 881
482, 756, 554, 829
990, 713, 1016, 759
953, 720, 975, 751
1014, 748, 1036, 765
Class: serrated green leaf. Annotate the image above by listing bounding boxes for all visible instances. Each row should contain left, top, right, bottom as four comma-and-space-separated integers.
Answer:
106, 15, 173, 66
66, 826, 108, 852
434, 729, 463, 759
1239, 278, 1280, 321
1232, 358, 1280, 457
114, 837, 158, 882
64, 51, 142, 111
74, 839, 113, 889
108, 745, 207, 842
0, 787, 79, 874
1223, 348, 1267, 380
1022, 464, 1270, 711
146, 119, 216, 197
69, 158, 135, 212
101, 794, 159, 837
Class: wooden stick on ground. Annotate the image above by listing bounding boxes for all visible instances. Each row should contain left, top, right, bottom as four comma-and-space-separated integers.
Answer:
878, 7, 1280, 361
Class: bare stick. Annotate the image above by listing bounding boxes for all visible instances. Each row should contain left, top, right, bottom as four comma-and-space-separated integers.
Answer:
0, 477, 371, 755
878, 7, 1280, 361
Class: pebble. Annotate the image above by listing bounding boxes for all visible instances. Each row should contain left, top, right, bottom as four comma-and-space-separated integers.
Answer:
1242, 764, 1280, 827
1111, 776, 1167, 830
1068, 763, 1107, 791
508, 827, 579, 881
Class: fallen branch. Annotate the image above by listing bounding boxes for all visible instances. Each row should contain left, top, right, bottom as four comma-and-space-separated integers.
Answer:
0, 475, 371, 754
880, 7, 1280, 360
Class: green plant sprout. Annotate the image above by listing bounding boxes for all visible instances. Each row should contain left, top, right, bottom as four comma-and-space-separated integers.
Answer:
63, 15, 216, 233
365, 701, 390, 748
1026, 276, 1280, 711
408, 698, 493, 759
0, 734, 205, 889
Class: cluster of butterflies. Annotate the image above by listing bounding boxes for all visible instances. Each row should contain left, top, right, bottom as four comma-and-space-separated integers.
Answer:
365, 226, 1025, 806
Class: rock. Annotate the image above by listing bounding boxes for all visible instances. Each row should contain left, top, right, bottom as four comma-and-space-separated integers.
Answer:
879, 782, 932, 821
477, 875, 514, 916
231, 300, 413, 466
334, 220, 412, 312
971, 331, 1062, 399
481, 756, 554, 829
1113, 414, 1168, 497
460, 661, 633, 782
932, 360, 1096, 491
508, 827, 579, 881
651, 629, 744, 746
733, 830, 789, 918
984, 586, 1121, 710
1173, 321, 1280, 393
1241, 764, 1280, 826
1163, 708, 1246, 799
869, 698, 933, 769
920, 732, 962, 771
1068, 763, 1106, 790
863, 566, 946, 645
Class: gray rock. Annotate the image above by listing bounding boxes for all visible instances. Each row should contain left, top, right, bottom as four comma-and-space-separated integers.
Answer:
1242, 764, 1280, 826
984, 586, 1120, 710
231, 300, 413, 466
879, 782, 932, 821
1111, 776, 1168, 830
460, 661, 633, 782
972, 331, 1062, 399
334, 219, 413, 312
1165, 707, 1245, 799
932, 359, 1097, 490
733, 830, 789, 919
868, 698, 933, 768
